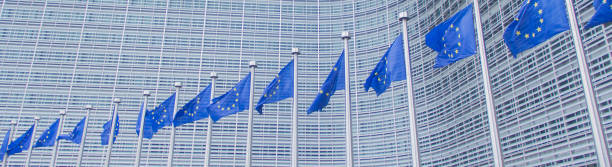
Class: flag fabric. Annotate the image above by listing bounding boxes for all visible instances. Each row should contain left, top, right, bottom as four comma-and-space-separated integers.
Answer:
0, 130, 10, 161
585, 0, 612, 29
207, 73, 251, 122
33, 118, 60, 148
174, 84, 212, 126
101, 112, 119, 145
255, 60, 294, 114
425, 4, 478, 68
135, 102, 153, 139
503, 0, 570, 56
7, 124, 35, 156
58, 117, 85, 144
141, 93, 175, 139
307, 51, 345, 114
364, 34, 407, 95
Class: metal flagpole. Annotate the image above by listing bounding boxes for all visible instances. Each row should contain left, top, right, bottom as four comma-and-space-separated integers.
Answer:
135, 91, 151, 167
104, 98, 121, 167
167, 82, 182, 167
25, 116, 40, 167
245, 61, 257, 167
204, 72, 217, 167
341, 31, 354, 167
50, 110, 66, 166
398, 12, 421, 167
471, 1, 504, 166
563, 0, 611, 165
291, 48, 300, 167
2, 120, 16, 167
77, 105, 93, 167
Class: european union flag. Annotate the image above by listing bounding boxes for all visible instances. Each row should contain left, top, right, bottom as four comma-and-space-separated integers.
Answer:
255, 60, 294, 114
207, 73, 251, 122
143, 93, 175, 138
0, 130, 10, 161
136, 102, 153, 139
585, 0, 612, 29
364, 34, 407, 95
101, 112, 119, 145
58, 117, 85, 144
33, 118, 60, 148
425, 4, 478, 68
307, 51, 345, 114
7, 124, 35, 156
503, 0, 570, 56
174, 85, 212, 126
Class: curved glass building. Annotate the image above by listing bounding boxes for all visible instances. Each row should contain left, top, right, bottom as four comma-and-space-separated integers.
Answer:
0, 0, 610, 166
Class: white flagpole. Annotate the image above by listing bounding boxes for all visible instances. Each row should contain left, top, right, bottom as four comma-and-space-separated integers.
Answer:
77, 105, 93, 167
135, 91, 151, 167
2, 120, 17, 167
291, 48, 300, 167
204, 72, 217, 167
563, 0, 611, 165
50, 110, 66, 166
245, 61, 257, 167
341, 31, 354, 167
398, 12, 421, 167
104, 98, 121, 167
25, 116, 40, 167
471, 1, 504, 166
167, 82, 182, 167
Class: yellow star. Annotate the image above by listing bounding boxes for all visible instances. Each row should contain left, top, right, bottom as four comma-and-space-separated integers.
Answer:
163, 109, 167, 112
444, 50, 447, 54
604, 0, 607, 4
333, 67, 338, 71
540, 19, 544, 23
534, 2, 538, 7
442, 37, 445, 41
235, 98, 238, 102
515, 18, 519, 21
532, 33, 535, 37
458, 34, 461, 38
443, 44, 447, 47
449, 54, 454, 58
377, 78, 381, 81
233, 88, 237, 91
450, 24, 454, 28
217, 105, 221, 108
184, 111, 188, 114
374, 72, 378, 76
325, 93, 330, 96
527, 0, 530, 3
221, 108, 225, 111
455, 27, 459, 31
232, 104, 235, 107
273, 91, 276, 95
264, 94, 267, 97
455, 49, 459, 54
236, 93, 239, 96
538, 9, 542, 15
537, 27, 542, 32
458, 42, 462, 46
524, 34, 529, 39
319, 90, 323, 94
516, 31, 521, 36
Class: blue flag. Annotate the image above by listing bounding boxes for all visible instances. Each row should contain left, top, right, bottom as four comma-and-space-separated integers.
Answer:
585, 0, 612, 29
255, 60, 294, 114
142, 93, 175, 139
0, 129, 10, 161
425, 4, 478, 68
364, 34, 407, 95
33, 118, 60, 148
307, 51, 345, 114
503, 0, 570, 56
7, 124, 35, 156
135, 102, 153, 139
174, 84, 212, 126
207, 73, 251, 122
58, 117, 85, 144
101, 112, 119, 145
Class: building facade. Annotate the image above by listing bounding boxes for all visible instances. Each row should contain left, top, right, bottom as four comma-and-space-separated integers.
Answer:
0, 0, 610, 166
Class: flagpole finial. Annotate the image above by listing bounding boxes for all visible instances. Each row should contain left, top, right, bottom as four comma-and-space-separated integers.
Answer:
34, 116, 40, 120
10, 120, 16, 125
341, 31, 350, 39
113, 98, 121, 104
249, 61, 257, 68
210, 72, 218, 79
84, 105, 93, 110
59, 110, 66, 115
291, 48, 300, 55
143, 90, 151, 96
174, 82, 182, 88
398, 12, 408, 21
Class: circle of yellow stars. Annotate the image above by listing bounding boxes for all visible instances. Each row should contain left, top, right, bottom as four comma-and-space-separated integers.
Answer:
318, 67, 339, 97
515, 0, 544, 39
217, 88, 239, 111
442, 23, 462, 58
263, 75, 280, 98
374, 56, 388, 85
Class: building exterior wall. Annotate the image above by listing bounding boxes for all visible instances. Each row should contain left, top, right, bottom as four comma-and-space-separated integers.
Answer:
0, 0, 610, 166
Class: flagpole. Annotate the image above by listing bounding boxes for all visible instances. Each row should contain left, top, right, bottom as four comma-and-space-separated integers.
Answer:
135, 91, 150, 167
104, 98, 120, 167
471, 1, 504, 166
245, 61, 257, 167
77, 105, 93, 167
291, 48, 300, 167
204, 72, 217, 167
2, 120, 16, 167
341, 31, 354, 167
563, 0, 611, 165
50, 110, 66, 166
398, 12, 421, 167
25, 116, 39, 167
167, 82, 182, 167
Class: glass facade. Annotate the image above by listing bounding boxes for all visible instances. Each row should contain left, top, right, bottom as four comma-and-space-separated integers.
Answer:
0, 0, 610, 166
